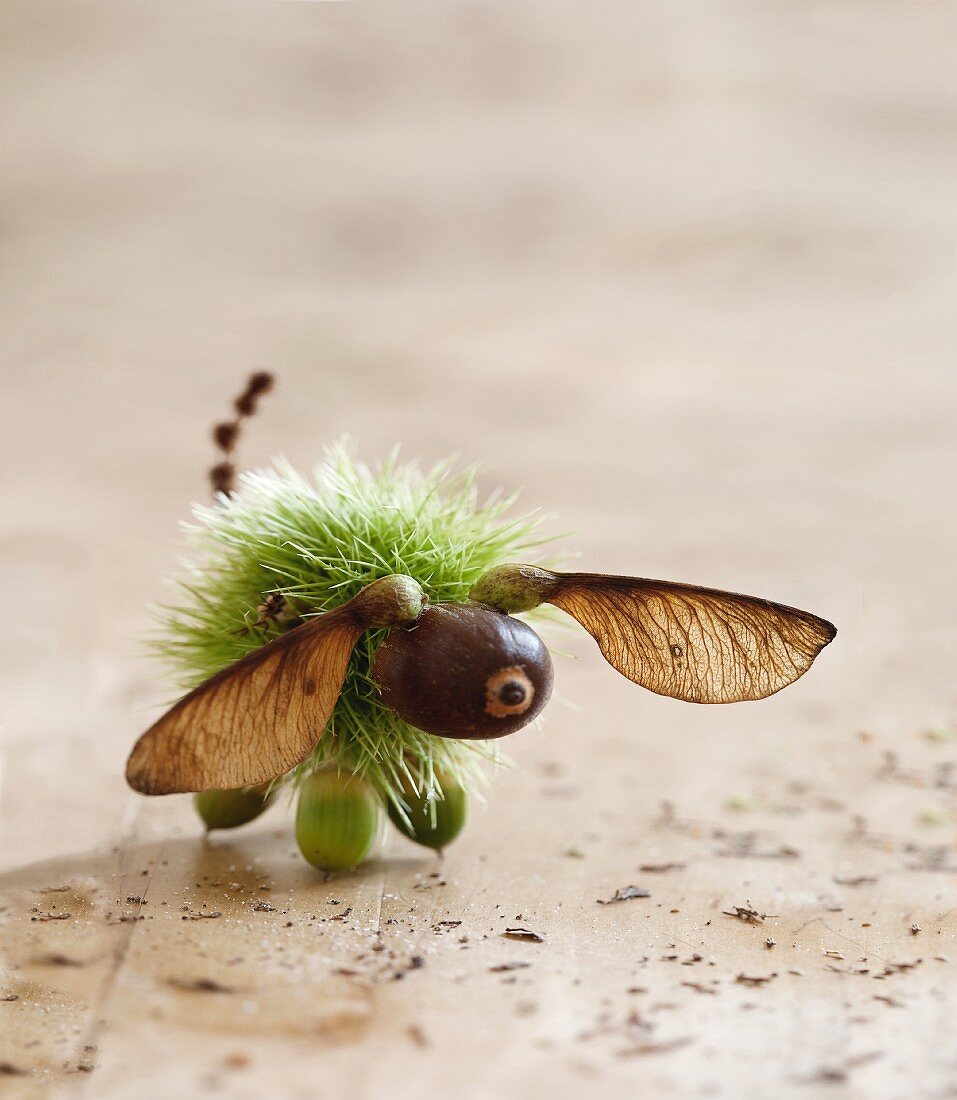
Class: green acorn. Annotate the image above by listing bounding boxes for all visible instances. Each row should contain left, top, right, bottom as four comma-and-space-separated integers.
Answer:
295, 769, 380, 872
388, 770, 468, 852
194, 783, 276, 831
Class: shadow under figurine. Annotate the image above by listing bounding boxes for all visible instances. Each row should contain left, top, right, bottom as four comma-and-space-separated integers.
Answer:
126, 374, 836, 871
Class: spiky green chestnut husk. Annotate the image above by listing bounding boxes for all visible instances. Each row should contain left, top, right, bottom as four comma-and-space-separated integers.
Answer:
194, 783, 276, 831
153, 440, 547, 814
388, 771, 467, 852
296, 770, 379, 872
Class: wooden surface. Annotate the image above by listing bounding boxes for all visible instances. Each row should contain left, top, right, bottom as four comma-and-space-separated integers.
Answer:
1, 3, 955, 1097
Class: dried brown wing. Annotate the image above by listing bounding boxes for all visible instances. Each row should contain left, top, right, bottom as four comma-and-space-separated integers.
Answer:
126, 613, 363, 794
547, 573, 835, 704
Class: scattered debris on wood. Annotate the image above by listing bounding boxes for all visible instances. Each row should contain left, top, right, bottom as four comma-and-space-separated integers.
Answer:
503, 928, 544, 943
875, 960, 922, 978
795, 1051, 884, 1084
904, 843, 957, 874
714, 830, 801, 860
617, 1036, 695, 1058
722, 902, 776, 924
598, 886, 652, 905
833, 873, 880, 887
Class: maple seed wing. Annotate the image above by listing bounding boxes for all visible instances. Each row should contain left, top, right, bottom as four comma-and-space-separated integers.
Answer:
125, 616, 363, 795
548, 574, 836, 703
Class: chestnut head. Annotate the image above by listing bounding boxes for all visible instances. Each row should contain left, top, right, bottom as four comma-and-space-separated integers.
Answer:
372, 603, 553, 739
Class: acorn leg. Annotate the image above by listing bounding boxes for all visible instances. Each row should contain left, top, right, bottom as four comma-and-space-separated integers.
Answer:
388, 770, 468, 853
295, 769, 380, 872
194, 783, 276, 831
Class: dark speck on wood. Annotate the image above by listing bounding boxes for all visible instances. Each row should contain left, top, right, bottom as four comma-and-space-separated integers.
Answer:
736, 972, 777, 986
33, 953, 85, 967
167, 977, 236, 994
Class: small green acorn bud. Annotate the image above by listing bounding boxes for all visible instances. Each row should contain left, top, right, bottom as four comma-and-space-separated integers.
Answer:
468, 563, 557, 614
194, 783, 276, 831
295, 769, 380, 872
388, 771, 468, 852
352, 574, 427, 628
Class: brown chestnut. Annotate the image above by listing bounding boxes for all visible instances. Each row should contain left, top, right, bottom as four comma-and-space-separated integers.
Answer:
372, 603, 553, 739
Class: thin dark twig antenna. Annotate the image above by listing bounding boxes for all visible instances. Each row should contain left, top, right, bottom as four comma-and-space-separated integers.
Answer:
209, 372, 275, 497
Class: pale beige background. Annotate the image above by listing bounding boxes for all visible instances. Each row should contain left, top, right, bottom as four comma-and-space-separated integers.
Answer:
1, 3, 955, 1098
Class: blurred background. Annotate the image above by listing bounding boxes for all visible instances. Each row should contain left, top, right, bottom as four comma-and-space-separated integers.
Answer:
1, 2, 955, 1095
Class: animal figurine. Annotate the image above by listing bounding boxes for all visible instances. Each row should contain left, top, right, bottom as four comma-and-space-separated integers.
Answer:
127, 374, 835, 868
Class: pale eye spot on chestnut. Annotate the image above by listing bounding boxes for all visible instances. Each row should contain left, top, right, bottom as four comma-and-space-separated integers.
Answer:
485, 666, 535, 718
670, 644, 683, 658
